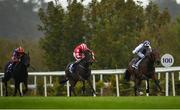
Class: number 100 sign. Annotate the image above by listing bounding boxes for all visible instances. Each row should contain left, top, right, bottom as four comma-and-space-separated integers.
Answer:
161, 54, 174, 67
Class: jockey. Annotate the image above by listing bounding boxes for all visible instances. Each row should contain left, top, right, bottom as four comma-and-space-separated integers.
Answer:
7, 46, 25, 72
69, 43, 93, 73
132, 40, 152, 69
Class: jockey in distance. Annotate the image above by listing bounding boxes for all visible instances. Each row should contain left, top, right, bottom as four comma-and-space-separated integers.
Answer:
132, 40, 152, 69
7, 46, 25, 72
69, 43, 94, 73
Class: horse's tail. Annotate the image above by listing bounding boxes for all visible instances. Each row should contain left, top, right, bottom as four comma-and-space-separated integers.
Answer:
124, 69, 131, 81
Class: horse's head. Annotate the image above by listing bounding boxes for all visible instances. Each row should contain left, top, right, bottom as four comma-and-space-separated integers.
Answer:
149, 49, 160, 65
20, 52, 30, 67
82, 50, 95, 64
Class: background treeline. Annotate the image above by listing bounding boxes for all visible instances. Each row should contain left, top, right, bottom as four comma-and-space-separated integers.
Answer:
38, 0, 180, 71
0, 0, 180, 71
0, 0, 180, 96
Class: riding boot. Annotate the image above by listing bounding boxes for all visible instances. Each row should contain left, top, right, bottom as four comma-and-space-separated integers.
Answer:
132, 58, 139, 69
134, 58, 143, 69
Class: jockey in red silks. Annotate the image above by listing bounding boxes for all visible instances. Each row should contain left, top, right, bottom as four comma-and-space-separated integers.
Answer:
69, 43, 94, 73
7, 46, 25, 72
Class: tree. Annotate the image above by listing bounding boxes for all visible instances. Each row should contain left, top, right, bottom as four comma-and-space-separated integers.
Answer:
38, 1, 88, 70
87, 0, 145, 69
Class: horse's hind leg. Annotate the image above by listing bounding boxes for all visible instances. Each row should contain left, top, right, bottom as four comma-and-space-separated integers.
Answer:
3, 79, 8, 96
2, 73, 11, 96
134, 79, 141, 96
69, 80, 77, 96
81, 81, 86, 95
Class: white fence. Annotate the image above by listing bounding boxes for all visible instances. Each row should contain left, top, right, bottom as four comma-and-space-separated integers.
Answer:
0, 66, 180, 97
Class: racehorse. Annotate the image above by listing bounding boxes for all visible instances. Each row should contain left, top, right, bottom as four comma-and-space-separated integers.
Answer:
124, 49, 162, 96
60, 50, 96, 96
2, 53, 30, 96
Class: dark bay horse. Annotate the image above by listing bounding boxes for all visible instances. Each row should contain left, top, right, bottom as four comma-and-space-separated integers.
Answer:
124, 49, 162, 96
61, 50, 96, 96
2, 53, 30, 96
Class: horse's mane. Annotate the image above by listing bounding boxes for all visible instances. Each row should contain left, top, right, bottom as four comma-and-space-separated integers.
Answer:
146, 49, 159, 63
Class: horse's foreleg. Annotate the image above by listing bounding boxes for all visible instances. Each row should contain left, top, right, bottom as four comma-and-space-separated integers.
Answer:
87, 79, 96, 96
152, 74, 163, 94
154, 80, 162, 92
82, 81, 86, 95
23, 80, 28, 95
14, 81, 22, 96
13, 82, 17, 96
146, 79, 150, 96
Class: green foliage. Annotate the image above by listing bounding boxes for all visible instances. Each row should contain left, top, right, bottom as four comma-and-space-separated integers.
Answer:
88, 0, 145, 69
38, 1, 89, 70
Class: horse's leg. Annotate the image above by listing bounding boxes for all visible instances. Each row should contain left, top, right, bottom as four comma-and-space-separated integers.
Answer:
69, 80, 77, 96
154, 79, 163, 95
82, 80, 86, 95
134, 79, 142, 96
17, 82, 22, 96
87, 78, 96, 96
13, 81, 17, 96
152, 74, 162, 95
146, 79, 150, 96
2, 72, 12, 96
22, 80, 28, 95
134, 78, 138, 96
14, 81, 22, 96
2, 79, 8, 96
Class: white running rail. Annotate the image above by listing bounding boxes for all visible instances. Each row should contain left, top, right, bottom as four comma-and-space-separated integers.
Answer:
0, 66, 180, 97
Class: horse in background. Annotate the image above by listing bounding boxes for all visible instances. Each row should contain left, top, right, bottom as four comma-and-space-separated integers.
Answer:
60, 50, 96, 96
2, 53, 30, 96
124, 49, 162, 96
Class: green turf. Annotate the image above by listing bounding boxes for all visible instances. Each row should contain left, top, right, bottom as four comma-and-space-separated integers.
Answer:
0, 96, 179, 109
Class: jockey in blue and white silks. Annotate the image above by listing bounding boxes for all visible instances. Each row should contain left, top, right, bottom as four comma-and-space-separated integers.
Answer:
132, 40, 152, 69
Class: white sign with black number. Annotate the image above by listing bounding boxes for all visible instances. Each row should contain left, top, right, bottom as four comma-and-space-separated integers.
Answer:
161, 54, 174, 67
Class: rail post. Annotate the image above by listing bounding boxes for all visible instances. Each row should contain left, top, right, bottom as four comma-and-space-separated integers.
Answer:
165, 72, 169, 96
44, 76, 47, 97
100, 74, 103, 96
93, 75, 96, 97
171, 72, 175, 96
115, 74, 120, 96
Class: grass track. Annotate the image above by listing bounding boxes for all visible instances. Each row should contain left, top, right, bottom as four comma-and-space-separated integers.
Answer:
0, 96, 179, 109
